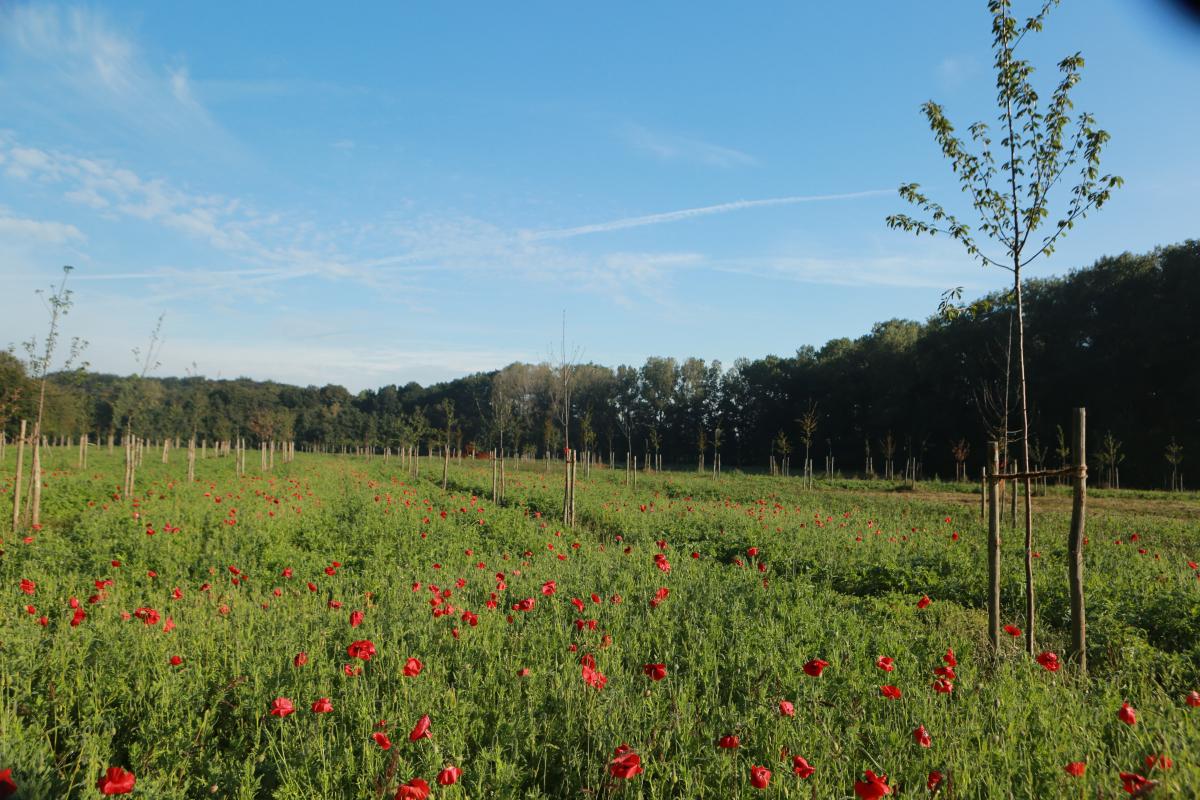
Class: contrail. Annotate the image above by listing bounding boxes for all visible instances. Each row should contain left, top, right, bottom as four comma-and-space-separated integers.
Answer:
525, 189, 892, 241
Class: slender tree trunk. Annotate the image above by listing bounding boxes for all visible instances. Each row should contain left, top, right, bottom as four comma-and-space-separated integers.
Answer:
988, 441, 1001, 651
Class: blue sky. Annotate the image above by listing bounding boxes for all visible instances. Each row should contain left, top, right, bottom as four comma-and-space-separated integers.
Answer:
1, 1, 1197, 391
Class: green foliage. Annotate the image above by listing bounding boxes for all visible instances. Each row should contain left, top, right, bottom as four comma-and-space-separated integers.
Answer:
1, 451, 1197, 797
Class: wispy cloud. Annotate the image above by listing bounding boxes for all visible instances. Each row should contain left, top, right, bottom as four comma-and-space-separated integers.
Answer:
0, 212, 85, 245
622, 123, 758, 168
0, 5, 234, 154
525, 190, 892, 241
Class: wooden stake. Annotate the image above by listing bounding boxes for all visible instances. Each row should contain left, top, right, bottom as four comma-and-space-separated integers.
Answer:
11, 420, 26, 533
1067, 408, 1088, 674
987, 441, 1001, 651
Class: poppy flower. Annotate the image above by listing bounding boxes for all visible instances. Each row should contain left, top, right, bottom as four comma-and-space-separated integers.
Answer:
916, 595, 931, 609
270, 697, 295, 717
294, 652, 308, 667
933, 666, 956, 680
541, 580, 556, 595
403, 657, 423, 677
792, 756, 814, 778
1003, 624, 1021, 637
943, 649, 957, 667
1119, 772, 1152, 794
436, 765, 463, 786
932, 678, 954, 694
1144, 754, 1172, 770
879, 685, 902, 700
803, 658, 829, 677
1117, 701, 1137, 726
854, 769, 892, 799
926, 771, 943, 791
96, 767, 136, 795
311, 697, 333, 713
372, 732, 392, 750
70, 609, 86, 626
1064, 762, 1086, 777
749, 765, 771, 789
643, 663, 667, 681
0, 769, 17, 797
717, 734, 740, 749
912, 724, 931, 747
1186, 690, 1200, 707
778, 700, 795, 717
395, 777, 431, 800
347, 640, 376, 660
1035, 651, 1060, 672
349, 610, 364, 628
19, 579, 35, 595
609, 744, 643, 779
876, 656, 895, 672
170, 655, 183, 666
409, 714, 432, 741
517, 668, 530, 678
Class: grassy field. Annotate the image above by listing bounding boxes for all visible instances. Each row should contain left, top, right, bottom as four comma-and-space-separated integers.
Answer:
2, 448, 1198, 798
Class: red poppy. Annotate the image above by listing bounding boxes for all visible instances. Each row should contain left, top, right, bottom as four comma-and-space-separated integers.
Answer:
854, 770, 892, 799
943, 648, 957, 667
395, 778, 431, 800
350, 610, 364, 628
1036, 651, 1061, 672
916, 595, 931, 609
311, 697, 333, 713
0, 769, 17, 798
294, 652, 308, 667
749, 765, 771, 789
96, 767, 136, 795
876, 656, 895, 672
1144, 754, 1172, 770
926, 771, 943, 791
1186, 690, 1200, 707
933, 665, 956, 680
1117, 701, 1137, 726
717, 734, 740, 749
1064, 762, 1086, 777
409, 714, 432, 741
803, 658, 829, 677
541, 580, 556, 596
347, 640, 376, 660
879, 685, 902, 700
170, 655, 183, 666
270, 697, 295, 717
778, 700, 795, 717
403, 657, 423, 677
932, 678, 954, 694
609, 744, 643, 779
436, 765, 463, 786
643, 663, 667, 681
372, 732, 392, 750
1003, 624, 1022, 637
912, 724, 931, 748
1119, 772, 1152, 794
19, 579, 35, 595
792, 756, 814, 779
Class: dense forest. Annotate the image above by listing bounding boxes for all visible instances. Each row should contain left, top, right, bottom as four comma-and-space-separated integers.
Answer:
2, 240, 1197, 488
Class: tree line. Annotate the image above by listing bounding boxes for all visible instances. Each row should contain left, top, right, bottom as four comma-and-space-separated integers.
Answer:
2, 240, 1196, 488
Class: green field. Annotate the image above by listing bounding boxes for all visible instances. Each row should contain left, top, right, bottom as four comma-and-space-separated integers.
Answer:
2, 449, 1198, 798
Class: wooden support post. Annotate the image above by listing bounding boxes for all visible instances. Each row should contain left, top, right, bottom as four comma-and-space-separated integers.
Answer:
987, 441, 1001, 652
1067, 408, 1088, 675
11, 420, 26, 533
